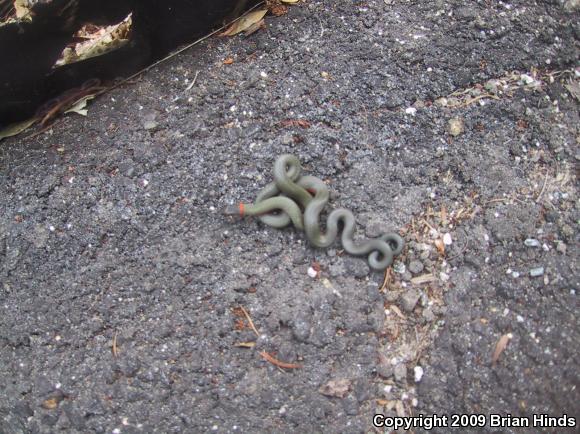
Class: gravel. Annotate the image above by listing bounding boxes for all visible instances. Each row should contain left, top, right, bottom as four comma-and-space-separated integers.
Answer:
1, 0, 578, 432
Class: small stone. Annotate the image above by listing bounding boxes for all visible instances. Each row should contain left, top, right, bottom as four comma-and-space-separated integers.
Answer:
564, 0, 580, 11
414, 366, 424, 382
143, 120, 158, 130
556, 241, 567, 254
530, 267, 544, 277
408, 260, 424, 275
422, 308, 435, 322
394, 364, 407, 383
377, 364, 394, 379
393, 261, 406, 274
524, 238, 541, 247
307, 267, 318, 278
447, 117, 465, 136
292, 315, 311, 342
400, 289, 421, 313
560, 224, 574, 240
443, 233, 453, 245
319, 379, 351, 398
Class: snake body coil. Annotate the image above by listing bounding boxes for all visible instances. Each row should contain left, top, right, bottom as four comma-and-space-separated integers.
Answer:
224, 154, 404, 270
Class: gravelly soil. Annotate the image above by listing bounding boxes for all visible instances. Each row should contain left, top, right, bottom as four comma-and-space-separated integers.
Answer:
1, 1, 578, 433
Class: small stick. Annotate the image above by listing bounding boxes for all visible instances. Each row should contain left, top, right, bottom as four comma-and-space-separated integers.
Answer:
535, 169, 550, 203
379, 267, 392, 292
259, 351, 302, 369
185, 70, 200, 91
240, 306, 260, 337
112, 332, 118, 357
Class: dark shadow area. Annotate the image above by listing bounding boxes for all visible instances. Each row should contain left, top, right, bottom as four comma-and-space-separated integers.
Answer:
0, 0, 259, 126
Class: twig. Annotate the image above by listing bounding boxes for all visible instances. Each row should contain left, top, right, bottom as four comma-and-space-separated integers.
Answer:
185, 70, 200, 91
420, 219, 436, 232
240, 306, 260, 337
112, 332, 118, 357
317, 16, 325, 38
379, 267, 392, 292
535, 169, 550, 203
259, 351, 302, 369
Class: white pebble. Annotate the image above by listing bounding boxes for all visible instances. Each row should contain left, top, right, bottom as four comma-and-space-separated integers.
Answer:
443, 233, 452, 245
405, 107, 417, 115
307, 267, 318, 278
524, 238, 540, 247
414, 366, 424, 382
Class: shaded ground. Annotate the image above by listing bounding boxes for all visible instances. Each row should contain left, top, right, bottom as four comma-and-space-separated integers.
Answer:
1, 1, 578, 433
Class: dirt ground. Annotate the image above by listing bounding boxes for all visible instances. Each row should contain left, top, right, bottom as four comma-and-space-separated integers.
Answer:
1, 1, 578, 433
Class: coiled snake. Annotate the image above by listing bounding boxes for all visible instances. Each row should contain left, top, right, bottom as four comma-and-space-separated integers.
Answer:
224, 154, 404, 270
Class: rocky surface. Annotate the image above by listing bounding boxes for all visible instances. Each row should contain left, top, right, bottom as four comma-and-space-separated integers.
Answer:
1, 0, 578, 433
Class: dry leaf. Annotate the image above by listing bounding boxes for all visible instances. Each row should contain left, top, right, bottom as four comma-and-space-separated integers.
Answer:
0, 118, 37, 141
491, 333, 513, 366
55, 13, 132, 67
434, 238, 445, 255
269, 4, 288, 16
221, 9, 268, 36
389, 304, 407, 320
41, 396, 61, 410
14, 0, 32, 19
318, 379, 351, 398
64, 95, 96, 116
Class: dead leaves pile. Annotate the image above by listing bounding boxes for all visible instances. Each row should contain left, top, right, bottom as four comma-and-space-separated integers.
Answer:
55, 13, 133, 67
221, 0, 299, 36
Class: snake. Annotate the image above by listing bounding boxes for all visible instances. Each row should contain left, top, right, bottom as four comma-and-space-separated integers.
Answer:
224, 154, 404, 270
